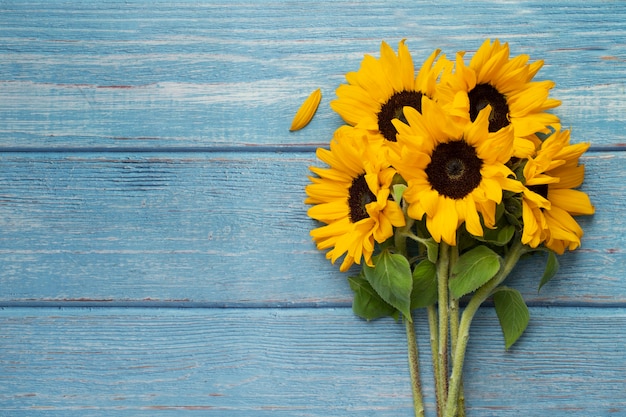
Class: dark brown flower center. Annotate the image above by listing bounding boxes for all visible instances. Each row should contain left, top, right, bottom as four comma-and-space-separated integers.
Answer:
377, 90, 423, 142
348, 174, 376, 222
468, 83, 510, 132
426, 141, 483, 199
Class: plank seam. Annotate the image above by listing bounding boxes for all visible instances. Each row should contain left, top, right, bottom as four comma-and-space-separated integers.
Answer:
0, 146, 621, 154
1, 300, 624, 309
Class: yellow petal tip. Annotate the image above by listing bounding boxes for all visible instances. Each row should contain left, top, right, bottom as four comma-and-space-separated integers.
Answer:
289, 88, 322, 131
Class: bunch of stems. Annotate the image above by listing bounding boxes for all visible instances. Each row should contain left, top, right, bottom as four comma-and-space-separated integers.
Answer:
401, 230, 527, 417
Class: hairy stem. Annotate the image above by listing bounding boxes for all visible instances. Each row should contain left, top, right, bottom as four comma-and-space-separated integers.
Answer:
427, 304, 442, 417
443, 240, 527, 417
406, 316, 425, 417
396, 218, 424, 417
448, 244, 465, 417
436, 242, 451, 407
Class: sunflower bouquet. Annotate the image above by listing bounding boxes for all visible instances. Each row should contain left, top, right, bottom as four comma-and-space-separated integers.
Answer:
296, 39, 594, 417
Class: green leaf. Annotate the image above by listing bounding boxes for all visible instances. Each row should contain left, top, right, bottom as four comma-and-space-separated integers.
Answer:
348, 274, 397, 320
476, 224, 515, 246
449, 245, 501, 299
411, 259, 437, 309
363, 250, 413, 321
493, 287, 530, 349
538, 249, 560, 291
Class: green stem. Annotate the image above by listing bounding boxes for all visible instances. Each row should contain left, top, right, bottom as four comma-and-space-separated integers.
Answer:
406, 317, 425, 417
394, 213, 414, 257
449, 244, 460, 354
396, 218, 424, 417
436, 242, 451, 407
449, 297, 464, 416
448, 245, 465, 417
401, 231, 432, 249
427, 304, 443, 417
443, 240, 528, 417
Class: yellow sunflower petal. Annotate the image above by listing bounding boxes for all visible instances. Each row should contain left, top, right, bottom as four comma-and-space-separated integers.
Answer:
544, 207, 584, 247
416, 187, 440, 217
463, 196, 484, 238
554, 142, 590, 162
446, 91, 471, 124
479, 177, 504, 203
548, 188, 595, 215
380, 41, 404, 92
308, 200, 349, 223
522, 188, 551, 210
357, 55, 393, 102
383, 202, 407, 228
513, 136, 538, 158
549, 164, 586, 189
311, 217, 352, 240
476, 199, 497, 228
416, 48, 444, 94
290, 88, 322, 131
521, 202, 544, 248
428, 197, 458, 245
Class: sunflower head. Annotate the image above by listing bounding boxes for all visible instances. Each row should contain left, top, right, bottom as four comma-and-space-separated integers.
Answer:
520, 128, 595, 253
330, 40, 451, 146
390, 96, 522, 246
438, 39, 561, 159
305, 126, 406, 271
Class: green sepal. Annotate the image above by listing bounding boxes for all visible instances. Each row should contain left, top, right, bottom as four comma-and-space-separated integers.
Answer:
494, 198, 506, 223
363, 250, 413, 321
474, 224, 515, 246
502, 191, 524, 228
493, 286, 530, 350
411, 259, 437, 309
391, 183, 407, 203
377, 235, 394, 252
538, 249, 560, 292
348, 274, 397, 321
449, 245, 501, 299
419, 237, 439, 264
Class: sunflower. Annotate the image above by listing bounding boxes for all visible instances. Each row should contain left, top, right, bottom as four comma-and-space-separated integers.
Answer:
330, 40, 451, 145
390, 97, 524, 246
521, 128, 595, 253
439, 39, 561, 158
305, 126, 406, 272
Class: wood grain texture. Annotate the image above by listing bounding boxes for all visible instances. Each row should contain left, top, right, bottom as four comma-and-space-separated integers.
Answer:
1, 307, 624, 417
0, 151, 621, 305
0, 0, 625, 149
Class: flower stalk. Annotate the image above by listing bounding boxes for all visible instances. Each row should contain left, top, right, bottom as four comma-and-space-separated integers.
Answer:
406, 316, 426, 417
436, 242, 451, 407
444, 240, 528, 417
427, 304, 443, 417
447, 244, 465, 417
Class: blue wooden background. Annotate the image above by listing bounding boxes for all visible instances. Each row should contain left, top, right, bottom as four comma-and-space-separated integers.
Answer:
1, 1, 625, 416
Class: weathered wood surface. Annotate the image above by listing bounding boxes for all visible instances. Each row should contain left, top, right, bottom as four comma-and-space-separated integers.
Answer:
1, 0, 625, 415
1, 307, 625, 416
1, 1, 625, 150
0, 152, 622, 305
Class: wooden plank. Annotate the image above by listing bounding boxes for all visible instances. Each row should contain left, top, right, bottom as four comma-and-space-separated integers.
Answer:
0, 306, 624, 416
1, 0, 625, 149
0, 151, 622, 305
